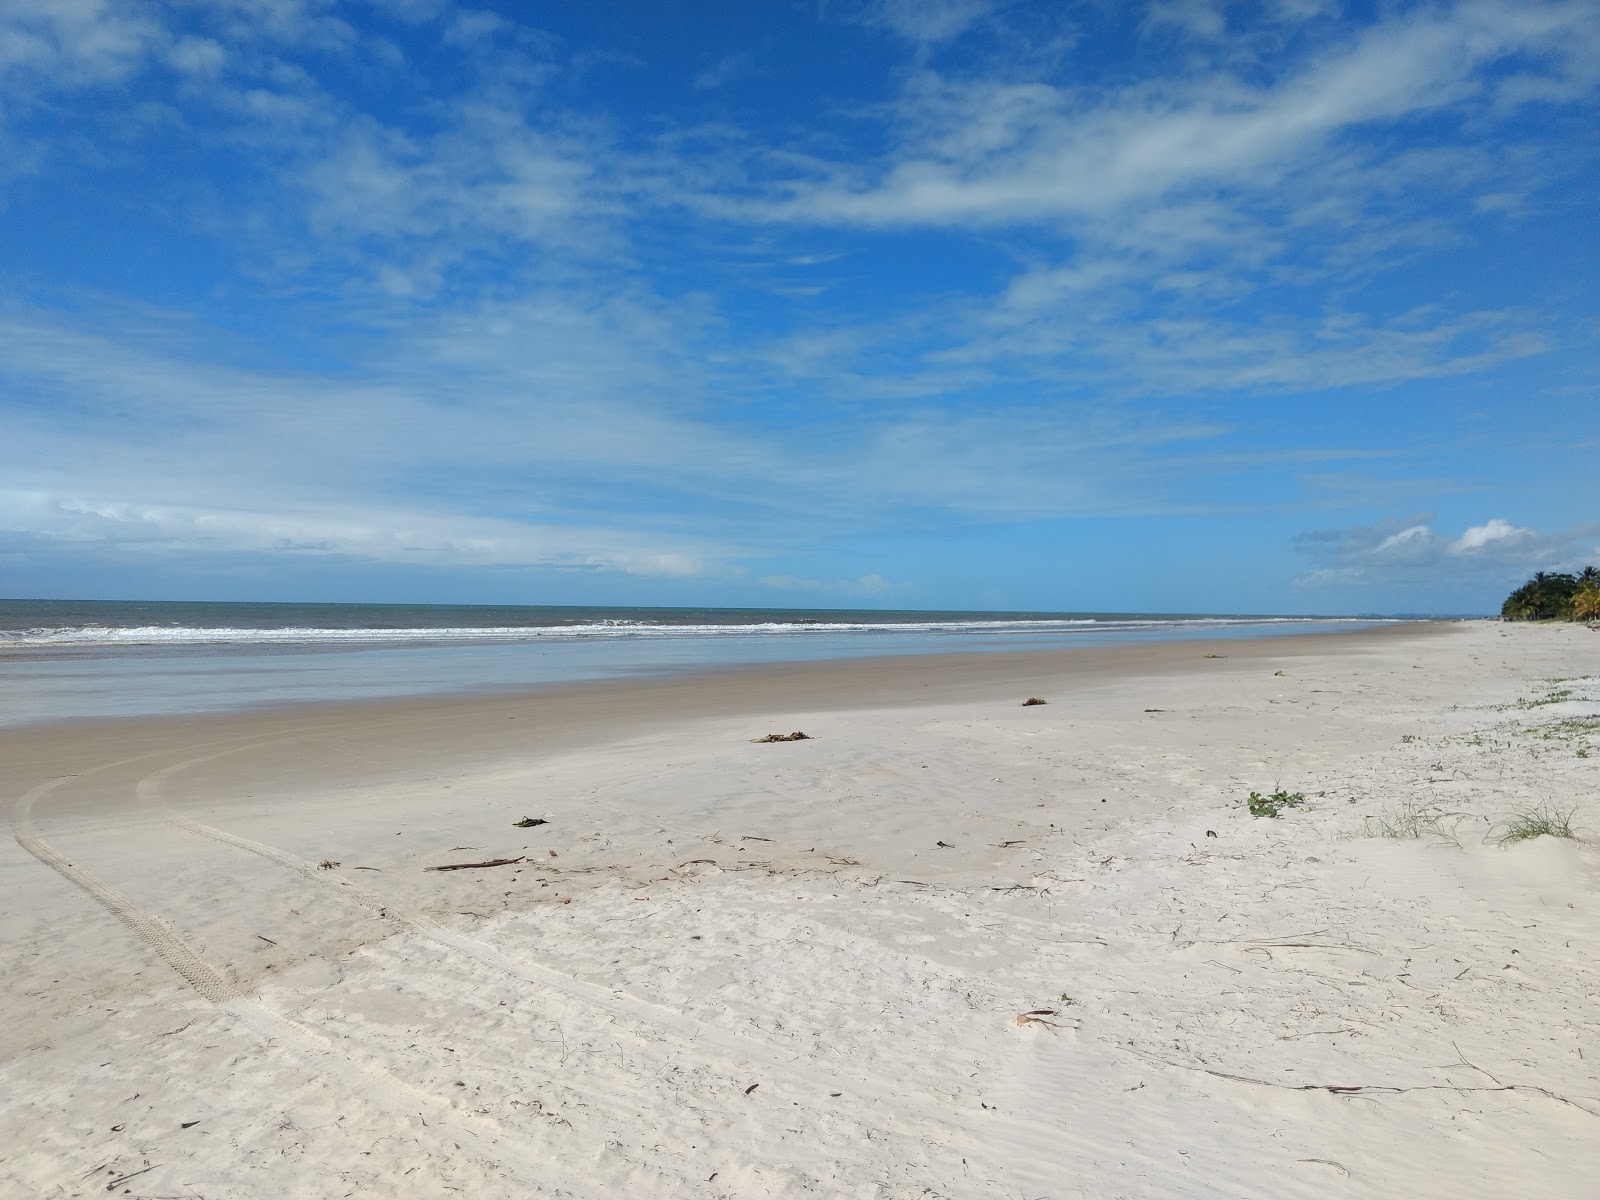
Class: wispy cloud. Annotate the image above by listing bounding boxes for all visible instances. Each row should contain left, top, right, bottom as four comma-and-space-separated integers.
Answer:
853, 0, 995, 46
693, 52, 753, 91
662, 1, 1595, 404
743, 5, 1600, 228
0, 298, 1248, 566
0, 1, 1595, 607
756, 572, 891, 595
0, 489, 713, 576
0, 0, 166, 87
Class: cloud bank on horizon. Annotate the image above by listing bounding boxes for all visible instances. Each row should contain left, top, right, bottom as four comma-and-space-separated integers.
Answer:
0, 0, 1595, 614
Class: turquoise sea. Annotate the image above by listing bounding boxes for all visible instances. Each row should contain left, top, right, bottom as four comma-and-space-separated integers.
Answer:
0, 598, 1403, 728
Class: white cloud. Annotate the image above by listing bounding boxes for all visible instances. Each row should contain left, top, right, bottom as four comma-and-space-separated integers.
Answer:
693, 52, 753, 91
859, 0, 992, 46
0, 290, 1285, 596
1376, 524, 1433, 553
755, 264, 1551, 403
1294, 515, 1598, 592
0, 0, 381, 96
1142, 0, 1227, 40
443, 8, 509, 46
750, 6, 1599, 229
756, 572, 893, 595
0, 0, 166, 87
168, 34, 227, 76
649, 1, 1594, 403
1450, 517, 1535, 555
0, 489, 713, 576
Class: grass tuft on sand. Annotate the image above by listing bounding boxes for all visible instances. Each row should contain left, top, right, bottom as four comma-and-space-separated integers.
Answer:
1489, 804, 1578, 846
1365, 799, 1462, 844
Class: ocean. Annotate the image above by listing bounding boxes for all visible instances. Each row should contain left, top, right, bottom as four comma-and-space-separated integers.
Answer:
0, 598, 1399, 727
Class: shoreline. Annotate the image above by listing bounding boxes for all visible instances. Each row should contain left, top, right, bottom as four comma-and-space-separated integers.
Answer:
1, 619, 1448, 781
0, 614, 1428, 731
4, 618, 1595, 1198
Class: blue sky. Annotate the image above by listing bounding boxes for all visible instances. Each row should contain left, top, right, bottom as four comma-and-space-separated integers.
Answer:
1, 0, 1596, 615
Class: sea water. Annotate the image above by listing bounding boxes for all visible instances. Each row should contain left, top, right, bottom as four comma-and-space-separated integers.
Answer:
0, 599, 1400, 727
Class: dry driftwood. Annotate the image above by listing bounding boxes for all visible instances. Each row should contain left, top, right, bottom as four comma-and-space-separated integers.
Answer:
426, 856, 526, 872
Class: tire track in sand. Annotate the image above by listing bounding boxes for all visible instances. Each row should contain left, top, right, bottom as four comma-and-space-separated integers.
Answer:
129, 741, 1186, 1193
139, 750, 838, 1068
11, 752, 668, 1198
133, 749, 995, 1189
135, 747, 1043, 1136
14, 766, 242, 1004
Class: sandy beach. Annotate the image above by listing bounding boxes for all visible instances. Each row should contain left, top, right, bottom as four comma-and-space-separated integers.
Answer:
3, 620, 1596, 1199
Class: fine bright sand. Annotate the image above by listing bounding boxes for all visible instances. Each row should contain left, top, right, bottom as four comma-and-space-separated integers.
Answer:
2, 622, 1597, 1198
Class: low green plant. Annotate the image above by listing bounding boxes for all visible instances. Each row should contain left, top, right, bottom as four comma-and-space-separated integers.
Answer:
1246, 788, 1305, 818
1489, 804, 1578, 846
1516, 688, 1575, 709
1541, 717, 1600, 740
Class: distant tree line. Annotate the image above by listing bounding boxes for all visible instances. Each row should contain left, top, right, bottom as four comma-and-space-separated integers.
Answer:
1501, 567, 1600, 621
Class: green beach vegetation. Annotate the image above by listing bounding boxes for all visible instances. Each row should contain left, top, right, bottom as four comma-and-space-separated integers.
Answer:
1499, 567, 1600, 622
1245, 788, 1305, 818
1490, 804, 1578, 846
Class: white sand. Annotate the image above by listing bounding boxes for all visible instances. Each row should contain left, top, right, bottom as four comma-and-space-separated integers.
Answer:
3, 621, 1597, 1198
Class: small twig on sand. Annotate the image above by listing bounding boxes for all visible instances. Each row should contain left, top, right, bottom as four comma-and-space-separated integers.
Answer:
1449, 1040, 1504, 1085
1127, 1049, 1598, 1118
1247, 929, 1330, 943
1297, 1159, 1350, 1177
256, 935, 277, 946
426, 856, 526, 872
1016, 1010, 1070, 1032
105, 1164, 159, 1189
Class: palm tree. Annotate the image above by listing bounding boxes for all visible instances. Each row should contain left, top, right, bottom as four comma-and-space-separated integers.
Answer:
1501, 571, 1582, 620
1575, 583, 1600, 622
1579, 565, 1600, 586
